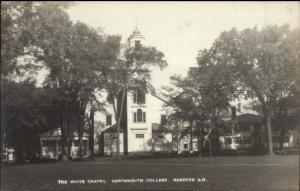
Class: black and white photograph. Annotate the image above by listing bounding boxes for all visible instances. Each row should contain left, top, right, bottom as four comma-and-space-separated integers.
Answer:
1, 1, 299, 190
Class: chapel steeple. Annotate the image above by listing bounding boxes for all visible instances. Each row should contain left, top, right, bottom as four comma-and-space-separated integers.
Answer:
128, 22, 145, 48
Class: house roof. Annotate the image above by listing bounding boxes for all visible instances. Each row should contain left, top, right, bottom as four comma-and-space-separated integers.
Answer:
225, 113, 263, 124
40, 128, 89, 137
102, 124, 124, 134
128, 27, 145, 40
236, 113, 263, 123
40, 128, 62, 137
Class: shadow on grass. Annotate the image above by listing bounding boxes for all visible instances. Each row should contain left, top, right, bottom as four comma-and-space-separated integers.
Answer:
3, 148, 298, 167
274, 148, 300, 155
1, 158, 58, 168
92, 150, 270, 161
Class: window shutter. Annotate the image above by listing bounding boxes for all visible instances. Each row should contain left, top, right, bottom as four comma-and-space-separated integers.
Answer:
133, 91, 137, 103
134, 113, 137, 123
142, 91, 145, 104
143, 112, 146, 123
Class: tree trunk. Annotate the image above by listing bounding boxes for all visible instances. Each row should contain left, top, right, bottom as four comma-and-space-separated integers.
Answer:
279, 131, 284, 150
66, 114, 71, 159
61, 102, 69, 161
177, 136, 179, 154
116, 89, 126, 160
279, 120, 286, 150
61, 128, 69, 161
77, 115, 84, 159
189, 120, 193, 157
89, 109, 95, 157
209, 120, 216, 157
111, 89, 126, 160
78, 136, 83, 159
197, 126, 202, 157
266, 112, 274, 155
197, 136, 202, 157
111, 98, 118, 158
209, 139, 212, 158
116, 123, 120, 160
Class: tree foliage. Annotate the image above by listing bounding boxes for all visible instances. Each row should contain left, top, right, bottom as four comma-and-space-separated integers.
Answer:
220, 25, 299, 154
2, 79, 63, 162
1, 1, 73, 79
163, 24, 299, 155
1, 2, 107, 159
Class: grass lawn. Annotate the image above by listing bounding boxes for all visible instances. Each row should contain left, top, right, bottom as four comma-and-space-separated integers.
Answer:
1, 155, 299, 190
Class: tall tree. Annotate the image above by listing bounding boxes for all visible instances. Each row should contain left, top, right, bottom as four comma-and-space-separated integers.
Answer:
1, 1, 75, 160
192, 53, 238, 155
162, 81, 206, 156
1, 1, 111, 159
41, 21, 106, 159
100, 41, 168, 159
203, 25, 299, 155
163, 61, 235, 156
163, 31, 239, 155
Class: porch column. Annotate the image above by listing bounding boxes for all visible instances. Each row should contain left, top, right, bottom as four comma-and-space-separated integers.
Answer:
86, 139, 89, 157
56, 139, 59, 159
40, 140, 43, 157
71, 140, 74, 157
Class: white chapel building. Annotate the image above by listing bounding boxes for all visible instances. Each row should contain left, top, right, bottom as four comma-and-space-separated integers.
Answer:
94, 27, 174, 156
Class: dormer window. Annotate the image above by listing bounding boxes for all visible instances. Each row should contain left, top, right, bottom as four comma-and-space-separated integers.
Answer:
133, 88, 145, 104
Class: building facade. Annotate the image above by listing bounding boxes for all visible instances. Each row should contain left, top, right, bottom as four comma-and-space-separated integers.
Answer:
40, 128, 90, 159
97, 27, 174, 156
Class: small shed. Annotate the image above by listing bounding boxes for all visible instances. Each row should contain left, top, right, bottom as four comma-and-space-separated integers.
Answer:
100, 124, 124, 156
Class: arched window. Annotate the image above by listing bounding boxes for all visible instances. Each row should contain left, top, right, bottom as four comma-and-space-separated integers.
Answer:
137, 109, 143, 122
134, 109, 146, 123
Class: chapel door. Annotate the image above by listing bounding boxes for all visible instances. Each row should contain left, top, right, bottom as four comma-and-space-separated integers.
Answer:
135, 134, 145, 151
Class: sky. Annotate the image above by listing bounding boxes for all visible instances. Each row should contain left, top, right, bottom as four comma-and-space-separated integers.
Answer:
66, 1, 299, 89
